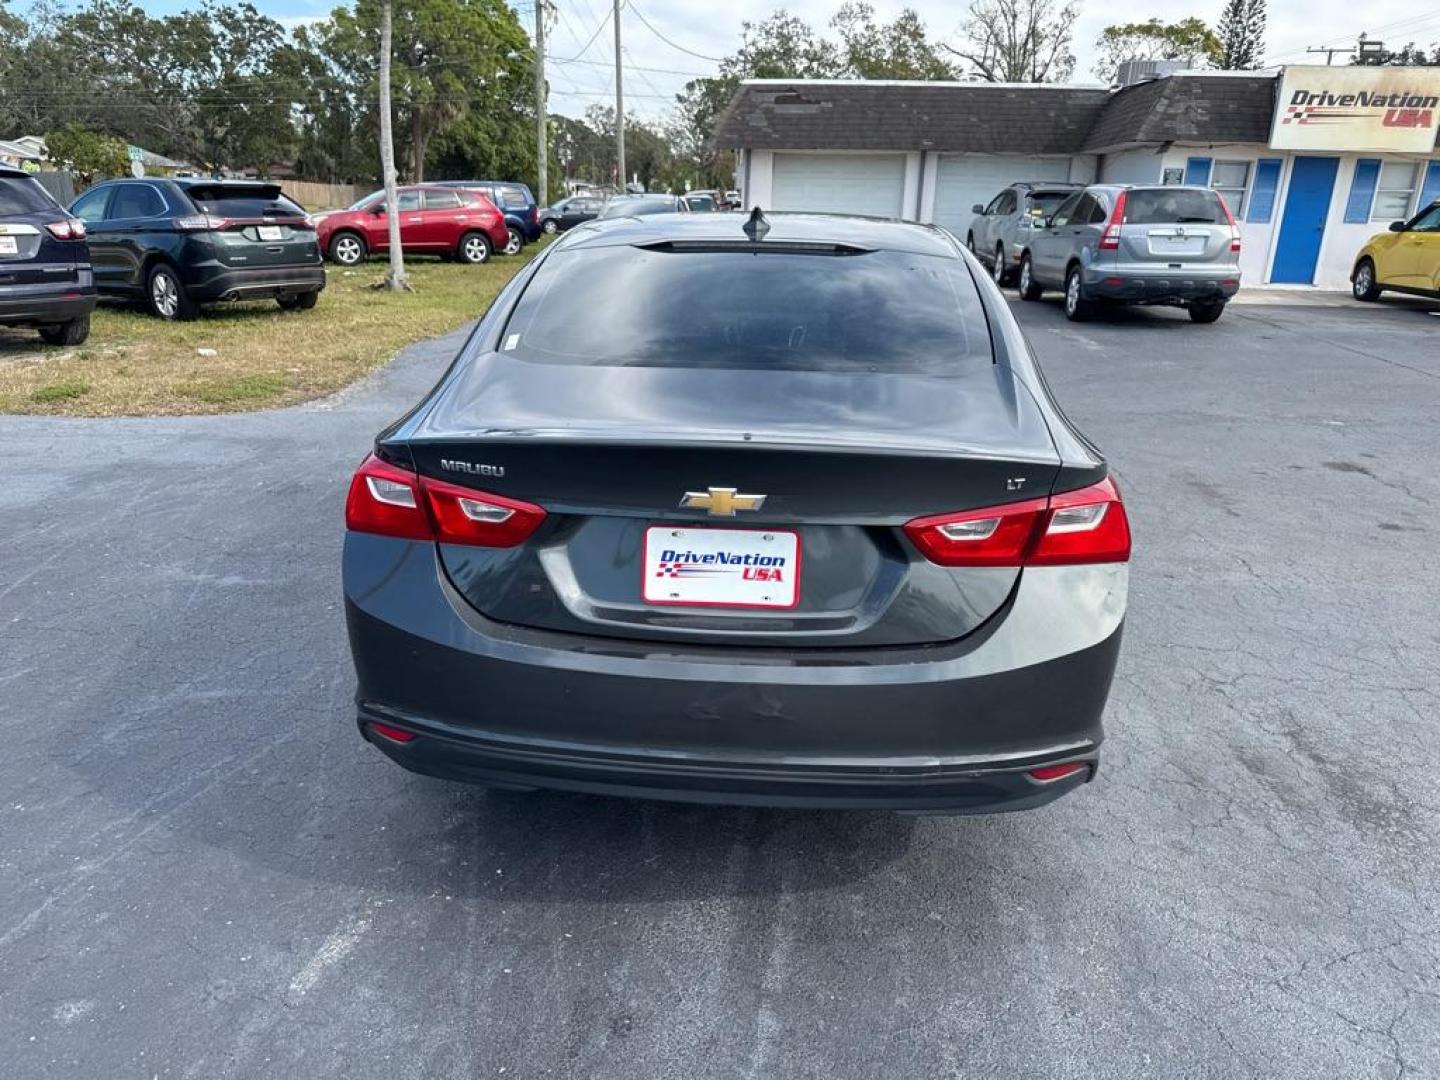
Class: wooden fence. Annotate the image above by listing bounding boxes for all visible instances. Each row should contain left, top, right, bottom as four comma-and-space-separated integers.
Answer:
280, 180, 366, 211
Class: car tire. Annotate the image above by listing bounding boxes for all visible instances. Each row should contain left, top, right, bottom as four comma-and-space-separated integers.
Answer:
993, 244, 1010, 286
277, 291, 319, 312
329, 231, 366, 266
147, 263, 197, 321
1188, 300, 1227, 324
457, 231, 492, 265
542, 219, 559, 235
502, 227, 524, 256
966, 232, 977, 255
1352, 258, 1381, 302
1063, 265, 1092, 321
1018, 255, 1043, 301
39, 314, 90, 346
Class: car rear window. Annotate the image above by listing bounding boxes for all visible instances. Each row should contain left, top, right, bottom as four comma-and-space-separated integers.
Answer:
1125, 188, 1226, 225
502, 246, 992, 374
1028, 191, 1071, 213
496, 186, 529, 210
185, 185, 305, 217
0, 175, 59, 215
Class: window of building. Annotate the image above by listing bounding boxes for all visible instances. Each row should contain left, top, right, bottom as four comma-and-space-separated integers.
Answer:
1372, 162, 1419, 221
1211, 161, 1249, 218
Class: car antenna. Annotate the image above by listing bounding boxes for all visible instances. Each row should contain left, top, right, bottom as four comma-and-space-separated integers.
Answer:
743, 206, 770, 242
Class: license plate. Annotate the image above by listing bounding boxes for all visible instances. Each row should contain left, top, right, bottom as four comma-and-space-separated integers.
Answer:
0, 237, 17, 254
643, 527, 800, 609
257, 225, 284, 241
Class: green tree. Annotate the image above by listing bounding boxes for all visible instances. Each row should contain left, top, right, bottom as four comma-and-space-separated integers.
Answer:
831, 3, 959, 80
1351, 34, 1440, 66
44, 124, 129, 185
1092, 18, 1222, 83
1216, 0, 1266, 69
946, 0, 1080, 83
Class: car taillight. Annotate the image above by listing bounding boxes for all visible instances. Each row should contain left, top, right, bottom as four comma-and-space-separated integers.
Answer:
1217, 195, 1242, 253
45, 218, 87, 239
1098, 190, 1127, 251
345, 453, 546, 547
529, 205, 538, 224
173, 214, 232, 231
904, 477, 1130, 567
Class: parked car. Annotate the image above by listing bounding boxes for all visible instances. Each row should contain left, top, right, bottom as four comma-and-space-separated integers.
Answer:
69, 178, 323, 321
966, 181, 1080, 285
342, 211, 1131, 813
315, 185, 508, 268
683, 191, 719, 212
1014, 184, 1241, 323
726, 190, 742, 210
597, 195, 690, 219
0, 165, 95, 344
1351, 198, 1440, 303
432, 181, 541, 254
538, 195, 603, 234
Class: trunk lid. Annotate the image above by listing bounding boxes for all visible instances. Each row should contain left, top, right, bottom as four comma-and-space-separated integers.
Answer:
401, 353, 1061, 647
1116, 187, 1236, 270
183, 183, 319, 268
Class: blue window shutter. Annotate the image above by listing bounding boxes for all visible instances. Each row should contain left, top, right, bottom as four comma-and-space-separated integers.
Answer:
1246, 159, 1283, 223
1184, 156, 1212, 186
1345, 159, 1381, 223
1418, 161, 1440, 210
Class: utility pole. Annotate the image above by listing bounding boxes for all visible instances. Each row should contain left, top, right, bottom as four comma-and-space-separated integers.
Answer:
613, 0, 625, 189
534, 1, 548, 205
1305, 45, 1356, 65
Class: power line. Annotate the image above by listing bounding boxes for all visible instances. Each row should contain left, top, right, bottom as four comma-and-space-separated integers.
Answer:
552, 3, 612, 63
550, 55, 707, 77
626, 1, 725, 63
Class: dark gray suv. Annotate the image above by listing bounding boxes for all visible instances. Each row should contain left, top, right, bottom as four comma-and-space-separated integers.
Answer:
1015, 184, 1242, 323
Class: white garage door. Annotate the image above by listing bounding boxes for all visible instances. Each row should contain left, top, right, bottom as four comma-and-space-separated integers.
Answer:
771, 153, 906, 218
932, 155, 1073, 238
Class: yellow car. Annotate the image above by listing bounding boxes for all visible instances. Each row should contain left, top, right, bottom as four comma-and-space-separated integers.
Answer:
1352, 199, 1440, 302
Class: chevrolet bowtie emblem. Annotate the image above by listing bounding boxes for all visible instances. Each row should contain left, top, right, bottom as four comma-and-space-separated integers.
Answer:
680, 487, 767, 516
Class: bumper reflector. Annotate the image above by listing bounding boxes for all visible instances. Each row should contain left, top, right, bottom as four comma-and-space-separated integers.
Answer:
369, 722, 416, 744
1027, 761, 1087, 782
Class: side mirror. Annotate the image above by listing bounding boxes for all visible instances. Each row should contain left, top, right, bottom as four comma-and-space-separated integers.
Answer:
1388, 220, 1405, 232
971, 203, 985, 215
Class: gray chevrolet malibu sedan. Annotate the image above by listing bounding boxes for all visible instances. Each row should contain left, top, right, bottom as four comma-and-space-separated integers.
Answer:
343, 211, 1131, 813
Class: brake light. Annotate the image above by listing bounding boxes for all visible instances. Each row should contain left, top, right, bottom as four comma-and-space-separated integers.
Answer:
1098, 190, 1127, 251
45, 218, 87, 239
1216, 194, 1242, 253
345, 454, 546, 547
368, 722, 416, 744
903, 477, 1130, 567
529, 204, 538, 224
1028, 761, 1087, 782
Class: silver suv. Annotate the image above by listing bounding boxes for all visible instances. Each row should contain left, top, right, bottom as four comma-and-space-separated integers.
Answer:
966, 182, 1079, 285
1015, 184, 1242, 323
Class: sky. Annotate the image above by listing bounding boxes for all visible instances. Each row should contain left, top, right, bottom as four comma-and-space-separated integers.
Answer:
28, 0, 1440, 121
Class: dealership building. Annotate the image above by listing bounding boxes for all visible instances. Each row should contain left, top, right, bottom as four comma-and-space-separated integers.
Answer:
713, 66, 1440, 290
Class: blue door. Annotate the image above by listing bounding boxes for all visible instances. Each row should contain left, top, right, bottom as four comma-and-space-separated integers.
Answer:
1271, 157, 1339, 283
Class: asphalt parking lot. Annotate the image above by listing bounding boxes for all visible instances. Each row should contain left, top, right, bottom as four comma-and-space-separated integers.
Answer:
2, 290, 1438, 1079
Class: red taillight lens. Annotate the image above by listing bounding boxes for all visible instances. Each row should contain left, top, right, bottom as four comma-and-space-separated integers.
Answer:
344, 453, 546, 547
369, 722, 416, 744
45, 218, 86, 240
1097, 190, 1127, 251
1028, 761, 1087, 782
1215, 193, 1242, 253
346, 454, 432, 541
903, 477, 1130, 568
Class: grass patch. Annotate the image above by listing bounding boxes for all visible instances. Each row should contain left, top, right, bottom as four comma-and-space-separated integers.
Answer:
0, 245, 547, 416
29, 379, 90, 404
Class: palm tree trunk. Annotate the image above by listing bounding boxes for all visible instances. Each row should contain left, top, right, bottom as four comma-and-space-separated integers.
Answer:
378, 0, 408, 291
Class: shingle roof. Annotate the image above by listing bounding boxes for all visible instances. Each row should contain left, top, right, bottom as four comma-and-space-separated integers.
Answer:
1083, 74, 1278, 151
711, 80, 1112, 154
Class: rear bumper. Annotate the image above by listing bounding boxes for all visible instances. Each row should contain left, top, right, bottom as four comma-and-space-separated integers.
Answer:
185, 263, 326, 302
1084, 267, 1240, 304
343, 535, 1127, 813
0, 278, 97, 325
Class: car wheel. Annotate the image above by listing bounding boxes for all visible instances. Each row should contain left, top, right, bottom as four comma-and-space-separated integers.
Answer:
458, 231, 492, 265
1063, 266, 1091, 321
39, 314, 90, 346
502, 227, 524, 256
993, 244, 1010, 286
1352, 258, 1381, 302
329, 232, 366, 266
1188, 300, 1226, 324
147, 263, 197, 321
277, 291, 319, 311
966, 232, 977, 254
542, 219, 559, 235
1018, 255, 1043, 301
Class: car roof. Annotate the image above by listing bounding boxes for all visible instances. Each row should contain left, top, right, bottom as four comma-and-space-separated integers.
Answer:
0, 165, 33, 179
563, 211, 958, 258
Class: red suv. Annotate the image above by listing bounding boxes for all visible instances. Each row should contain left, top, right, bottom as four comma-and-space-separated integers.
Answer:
316, 185, 509, 267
